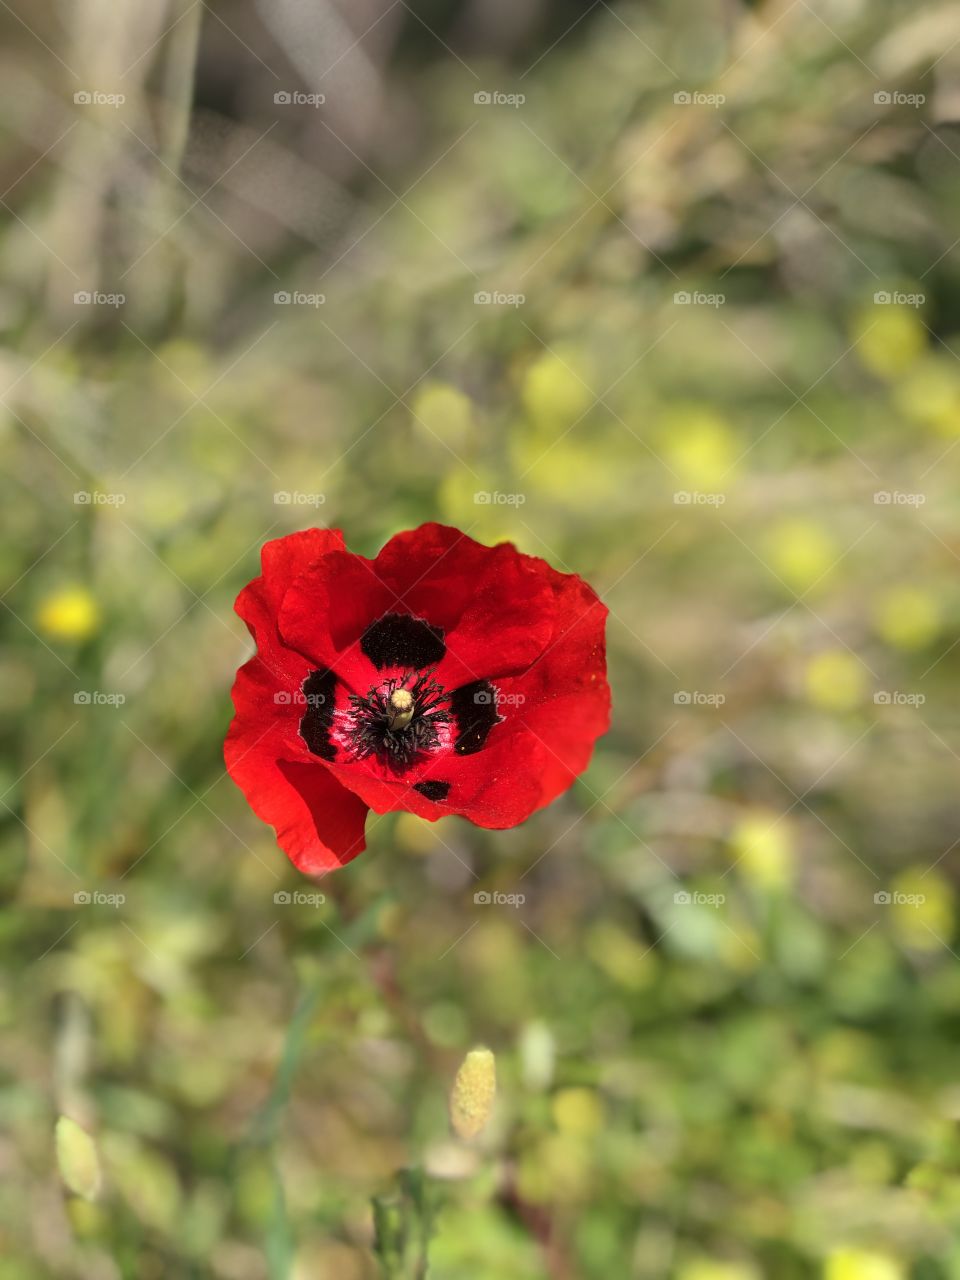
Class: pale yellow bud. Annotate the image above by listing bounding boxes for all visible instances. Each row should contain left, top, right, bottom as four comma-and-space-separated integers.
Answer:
55, 1116, 102, 1200
449, 1046, 496, 1141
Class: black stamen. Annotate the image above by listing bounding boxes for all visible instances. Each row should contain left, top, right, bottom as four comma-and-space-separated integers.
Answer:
347, 669, 450, 770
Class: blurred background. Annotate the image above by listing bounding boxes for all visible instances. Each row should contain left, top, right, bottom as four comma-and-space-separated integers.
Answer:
3, 0, 960, 1275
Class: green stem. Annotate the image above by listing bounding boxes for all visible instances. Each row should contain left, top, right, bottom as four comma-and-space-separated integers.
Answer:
372, 1167, 438, 1279
159, 0, 204, 176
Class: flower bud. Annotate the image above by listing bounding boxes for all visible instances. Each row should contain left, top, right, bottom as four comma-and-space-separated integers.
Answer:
55, 1116, 102, 1200
449, 1046, 496, 1140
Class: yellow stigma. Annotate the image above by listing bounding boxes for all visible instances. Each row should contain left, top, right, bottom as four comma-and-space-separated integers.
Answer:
386, 687, 415, 729
450, 1046, 497, 1141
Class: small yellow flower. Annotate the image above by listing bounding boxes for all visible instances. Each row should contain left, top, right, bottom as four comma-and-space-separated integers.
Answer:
731, 810, 794, 890
804, 650, 866, 712
659, 406, 736, 487
449, 1046, 496, 1140
522, 351, 593, 429
890, 868, 954, 952
825, 1247, 904, 1280
854, 306, 925, 378
551, 1087, 604, 1136
37, 587, 100, 641
410, 382, 474, 448
873, 586, 939, 651
766, 520, 837, 594
893, 357, 960, 434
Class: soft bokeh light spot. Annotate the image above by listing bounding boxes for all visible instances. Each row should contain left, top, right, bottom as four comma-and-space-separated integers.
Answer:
586, 921, 659, 988
825, 1248, 905, 1280
873, 586, 939, 650
521, 350, 593, 430
893, 357, 960, 434
659, 406, 737, 487
551, 1087, 604, 1136
731, 811, 794, 890
804, 650, 867, 711
411, 381, 475, 449
766, 519, 837, 593
36, 587, 100, 641
890, 868, 954, 952
854, 307, 925, 377
394, 812, 444, 856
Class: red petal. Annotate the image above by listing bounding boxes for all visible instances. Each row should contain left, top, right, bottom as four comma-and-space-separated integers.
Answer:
235, 528, 345, 684
371, 523, 498, 632
495, 571, 610, 806
276, 549, 395, 690
276, 524, 559, 692
373, 525, 557, 687
225, 656, 368, 874
319, 725, 546, 828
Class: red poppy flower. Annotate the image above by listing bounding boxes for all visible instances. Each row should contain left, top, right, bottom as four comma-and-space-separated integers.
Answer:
225, 523, 610, 875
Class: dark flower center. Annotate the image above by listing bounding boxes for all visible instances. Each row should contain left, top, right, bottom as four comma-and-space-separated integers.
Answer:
347, 669, 451, 768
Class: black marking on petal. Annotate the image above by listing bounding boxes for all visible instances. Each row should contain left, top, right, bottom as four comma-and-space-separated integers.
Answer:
361, 613, 445, 670
413, 780, 450, 801
450, 680, 500, 756
299, 668, 337, 761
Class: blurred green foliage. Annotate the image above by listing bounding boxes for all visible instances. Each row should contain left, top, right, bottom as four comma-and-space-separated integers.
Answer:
3, 0, 960, 1276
